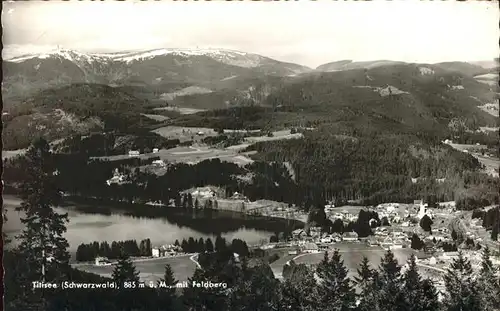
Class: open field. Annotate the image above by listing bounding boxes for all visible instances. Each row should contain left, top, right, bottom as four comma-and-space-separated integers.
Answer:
96, 126, 305, 167
72, 254, 198, 284
227, 130, 303, 150
153, 107, 206, 115
153, 126, 218, 142
154, 146, 254, 167
269, 243, 419, 279
244, 130, 303, 143
141, 113, 170, 122
94, 145, 255, 167
2, 149, 27, 159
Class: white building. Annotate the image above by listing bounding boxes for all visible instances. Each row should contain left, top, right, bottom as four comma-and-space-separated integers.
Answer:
320, 237, 333, 243
390, 244, 403, 250
343, 232, 359, 242
95, 257, 111, 266
106, 169, 126, 186
153, 148, 159, 153
303, 243, 320, 253
152, 159, 166, 167
128, 150, 140, 157
152, 248, 160, 258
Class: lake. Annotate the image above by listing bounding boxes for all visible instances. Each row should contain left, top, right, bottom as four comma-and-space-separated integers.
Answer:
3, 196, 302, 256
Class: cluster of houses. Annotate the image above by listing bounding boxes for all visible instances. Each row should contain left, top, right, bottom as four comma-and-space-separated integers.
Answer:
289, 227, 360, 253
128, 148, 160, 157
282, 200, 461, 253
106, 168, 127, 186
415, 250, 500, 275
151, 244, 183, 258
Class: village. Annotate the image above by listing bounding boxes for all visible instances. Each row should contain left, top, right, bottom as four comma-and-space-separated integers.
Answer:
90, 184, 500, 284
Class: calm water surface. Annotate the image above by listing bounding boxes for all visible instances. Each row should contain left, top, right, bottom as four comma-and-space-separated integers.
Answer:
3, 196, 289, 253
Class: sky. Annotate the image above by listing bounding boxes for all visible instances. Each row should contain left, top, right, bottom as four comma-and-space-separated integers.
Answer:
2, 0, 498, 68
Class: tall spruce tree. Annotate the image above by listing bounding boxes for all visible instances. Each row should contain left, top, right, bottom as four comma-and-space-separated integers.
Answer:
16, 138, 70, 280
420, 279, 440, 311
377, 250, 404, 311
158, 264, 178, 311
227, 263, 280, 311
354, 257, 382, 311
112, 253, 140, 285
401, 254, 439, 311
14, 138, 71, 310
478, 247, 500, 311
183, 268, 227, 311
112, 253, 141, 311
279, 263, 319, 311
316, 250, 356, 311
443, 250, 482, 311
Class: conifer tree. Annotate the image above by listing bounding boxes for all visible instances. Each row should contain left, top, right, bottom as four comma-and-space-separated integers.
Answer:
316, 250, 356, 311
174, 193, 182, 208
279, 263, 319, 311
227, 263, 279, 311
491, 221, 499, 241
354, 257, 381, 311
158, 264, 178, 310
478, 247, 500, 311
402, 254, 422, 311
187, 193, 194, 209
195, 197, 200, 209
181, 239, 189, 253
16, 138, 70, 280
205, 238, 214, 253
420, 279, 440, 311
377, 250, 404, 311
198, 237, 206, 253
112, 253, 140, 285
443, 250, 482, 311
112, 253, 141, 311
14, 138, 71, 309
401, 254, 439, 311
183, 268, 227, 311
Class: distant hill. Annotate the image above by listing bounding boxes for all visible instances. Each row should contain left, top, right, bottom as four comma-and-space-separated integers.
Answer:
2, 83, 159, 149
315, 60, 495, 78
276, 63, 497, 129
173, 63, 498, 135
470, 59, 499, 69
2, 48, 311, 103
433, 61, 492, 77
316, 60, 406, 72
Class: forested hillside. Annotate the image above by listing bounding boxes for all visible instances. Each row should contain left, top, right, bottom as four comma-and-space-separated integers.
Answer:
246, 131, 499, 207
2, 83, 161, 149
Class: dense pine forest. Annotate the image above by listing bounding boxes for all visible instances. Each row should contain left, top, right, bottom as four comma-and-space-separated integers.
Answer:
4, 139, 499, 311
4, 130, 498, 213
246, 130, 499, 208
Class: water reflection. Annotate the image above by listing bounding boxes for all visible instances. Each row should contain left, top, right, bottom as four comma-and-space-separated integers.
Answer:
3, 196, 303, 252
